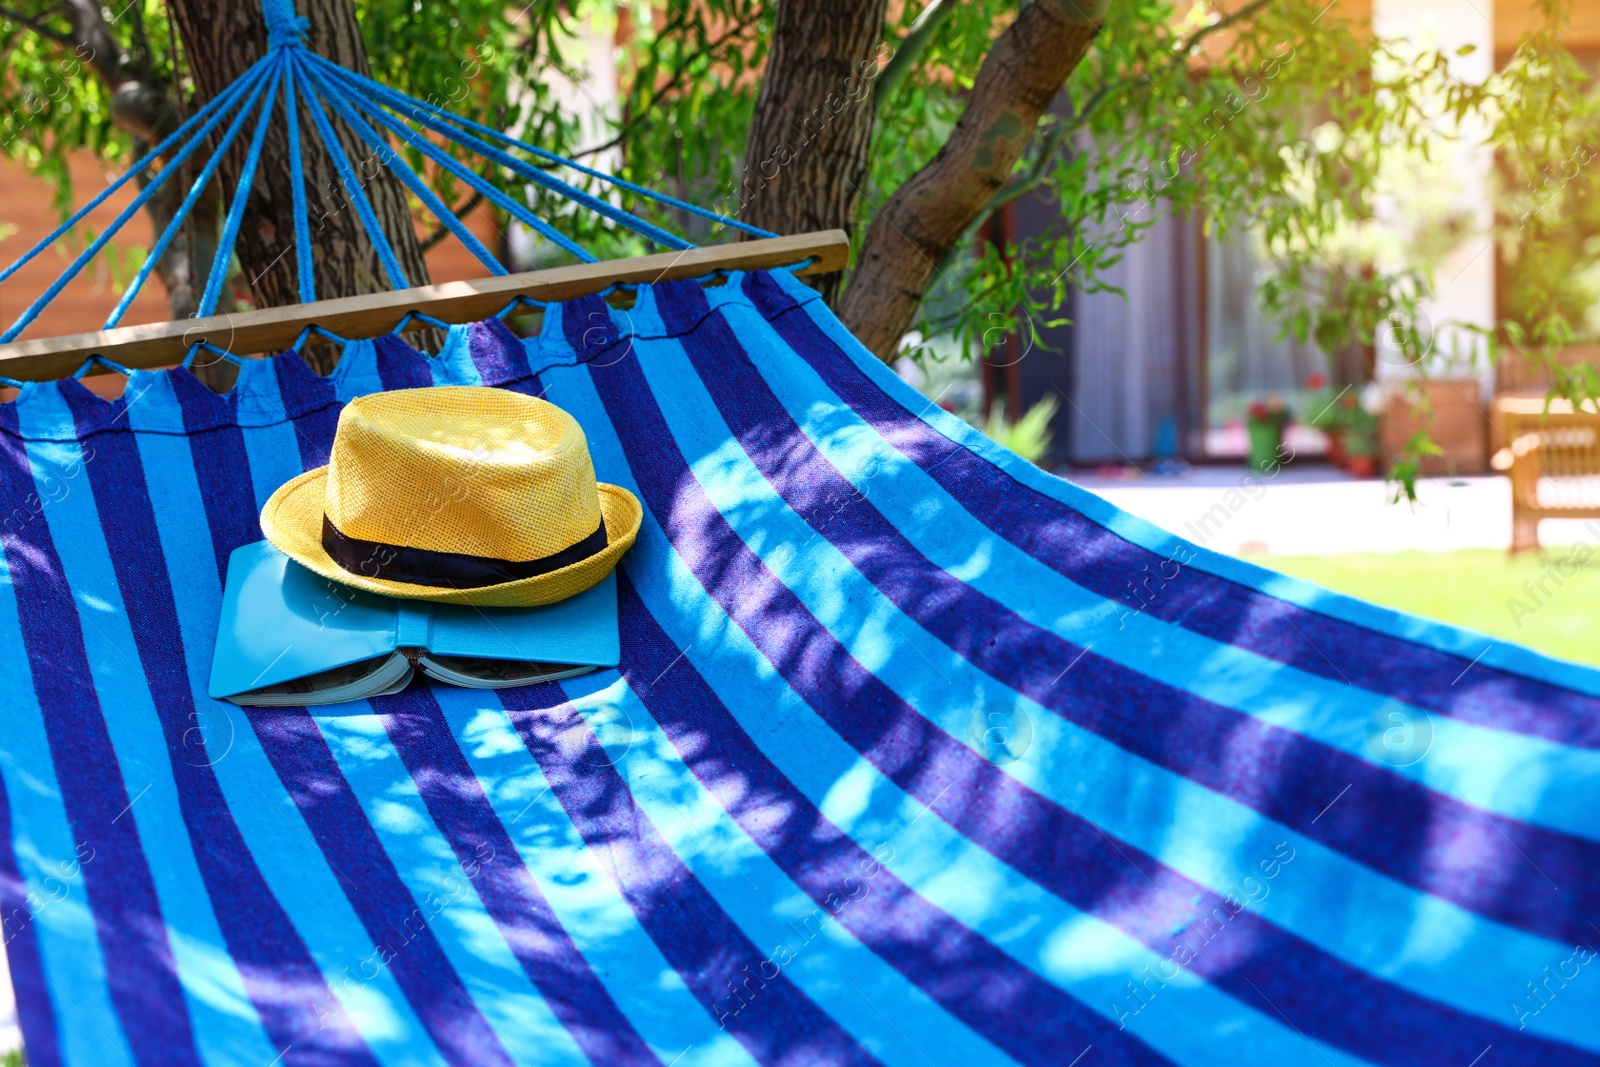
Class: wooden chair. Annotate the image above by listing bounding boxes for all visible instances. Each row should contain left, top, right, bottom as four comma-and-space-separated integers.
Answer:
1491, 396, 1600, 551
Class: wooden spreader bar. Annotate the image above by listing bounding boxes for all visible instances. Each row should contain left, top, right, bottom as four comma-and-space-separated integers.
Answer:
0, 230, 849, 383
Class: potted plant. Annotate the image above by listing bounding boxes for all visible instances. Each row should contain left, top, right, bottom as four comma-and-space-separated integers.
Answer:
1306, 377, 1357, 469
1341, 406, 1381, 477
1246, 394, 1291, 473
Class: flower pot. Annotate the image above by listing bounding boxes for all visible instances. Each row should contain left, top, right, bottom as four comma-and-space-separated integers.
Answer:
1246, 419, 1286, 473
1345, 453, 1378, 478
1326, 429, 1346, 469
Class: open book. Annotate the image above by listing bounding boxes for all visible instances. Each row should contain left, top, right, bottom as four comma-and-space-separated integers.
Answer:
208, 541, 620, 706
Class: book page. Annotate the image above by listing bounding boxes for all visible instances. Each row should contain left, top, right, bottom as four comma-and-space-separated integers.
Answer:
417, 654, 596, 690
229, 652, 413, 706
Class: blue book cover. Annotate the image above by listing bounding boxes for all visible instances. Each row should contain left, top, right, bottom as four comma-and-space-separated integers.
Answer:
208, 540, 620, 703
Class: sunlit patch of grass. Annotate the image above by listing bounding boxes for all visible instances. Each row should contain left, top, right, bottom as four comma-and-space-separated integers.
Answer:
1250, 549, 1600, 668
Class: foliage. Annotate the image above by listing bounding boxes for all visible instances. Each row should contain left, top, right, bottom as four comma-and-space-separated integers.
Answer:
981, 396, 1058, 465
1386, 430, 1444, 501
2, 0, 1598, 495
0, 5, 137, 211
1493, 4, 1600, 394
1308, 387, 1378, 440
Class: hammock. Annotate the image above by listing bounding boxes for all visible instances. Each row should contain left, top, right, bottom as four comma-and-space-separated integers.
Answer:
3, 271, 1598, 1066
1, 4, 1598, 1067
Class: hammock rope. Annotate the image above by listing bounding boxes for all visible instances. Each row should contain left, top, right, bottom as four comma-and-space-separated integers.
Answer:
0, 0, 775, 379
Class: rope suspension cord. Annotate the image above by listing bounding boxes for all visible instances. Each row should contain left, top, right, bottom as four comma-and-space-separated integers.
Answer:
0, 0, 845, 383
312, 59, 761, 245
0, 65, 274, 343
0, 76, 250, 293
288, 50, 413, 290
292, 59, 508, 276
109, 61, 286, 327
293, 53, 596, 263
283, 60, 318, 303
322, 66, 674, 255
197, 64, 290, 316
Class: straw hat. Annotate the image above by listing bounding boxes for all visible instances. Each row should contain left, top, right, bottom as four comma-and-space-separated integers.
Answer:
261, 386, 640, 607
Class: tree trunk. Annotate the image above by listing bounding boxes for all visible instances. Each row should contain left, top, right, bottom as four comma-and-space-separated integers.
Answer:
838, 0, 1105, 361
738, 0, 887, 305
169, 0, 431, 374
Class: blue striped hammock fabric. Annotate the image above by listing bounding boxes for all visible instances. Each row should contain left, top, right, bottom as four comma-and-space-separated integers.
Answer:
0, 269, 1595, 1067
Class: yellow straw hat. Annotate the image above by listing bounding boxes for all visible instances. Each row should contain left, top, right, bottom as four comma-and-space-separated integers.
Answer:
260, 386, 640, 607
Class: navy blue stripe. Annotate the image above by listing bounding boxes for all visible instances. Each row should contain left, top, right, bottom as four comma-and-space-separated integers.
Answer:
614, 569, 1173, 1067
0, 769, 63, 1067
741, 270, 1600, 749
375, 684, 664, 1067
579, 326, 1592, 1067
271, 353, 341, 472
244, 707, 518, 1067
166, 374, 515, 1065
494, 678, 885, 1067
0, 388, 203, 1067
374, 334, 434, 390
59, 379, 381, 1066
655, 281, 1600, 949
169, 371, 262, 587
0, 401, 63, 1067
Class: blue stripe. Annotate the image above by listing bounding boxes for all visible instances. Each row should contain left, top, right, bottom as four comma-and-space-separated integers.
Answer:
330, 340, 387, 402
270, 353, 342, 472
464, 320, 533, 386
308, 694, 607, 1066
0, 752, 63, 1067
178, 711, 446, 1064
608, 322, 1599, 1048
554, 669, 1051, 1067
605, 576, 1177, 1067
429, 326, 483, 385
373, 335, 435, 392
743, 271, 1600, 740
370, 685, 665, 1066
244, 707, 518, 1066
709, 285, 1600, 837
563, 317, 1592, 1066
167, 377, 516, 1062
1, 386, 203, 1066
233, 361, 312, 511
651, 279, 1599, 949
596, 481, 1373, 1066
68, 378, 383, 1066
426, 683, 764, 1067
495, 679, 885, 1067
133, 368, 478, 1065
169, 372, 263, 586
0, 403, 140, 1067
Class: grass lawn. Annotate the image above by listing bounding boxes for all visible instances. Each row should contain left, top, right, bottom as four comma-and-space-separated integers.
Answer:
1249, 549, 1600, 668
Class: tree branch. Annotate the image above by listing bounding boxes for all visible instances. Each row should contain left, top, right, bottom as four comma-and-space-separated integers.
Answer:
580, 12, 763, 163
838, 0, 1107, 359
3, 0, 224, 346
874, 0, 955, 107
60, 0, 126, 87
0, 4, 75, 48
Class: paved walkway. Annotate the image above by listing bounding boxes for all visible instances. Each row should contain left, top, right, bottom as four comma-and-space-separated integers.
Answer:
1067, 466, 1597, 556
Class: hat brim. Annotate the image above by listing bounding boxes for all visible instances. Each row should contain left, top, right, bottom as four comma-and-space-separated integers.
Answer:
260, 466, 642, 607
